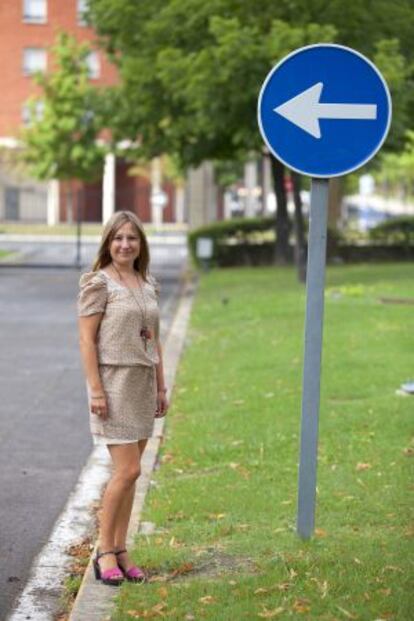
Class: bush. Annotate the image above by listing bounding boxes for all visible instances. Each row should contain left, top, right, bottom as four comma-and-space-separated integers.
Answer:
188, 216, 344, 267
369, 216, 414, 246
188, 216, 276, 267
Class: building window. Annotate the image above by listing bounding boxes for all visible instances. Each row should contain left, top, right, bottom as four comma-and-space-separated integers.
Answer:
23, 0, 47, 24
86, 52, 100, 79
22, 100, 44, 126
77, 0, 89, 26
23, 48, 47, 75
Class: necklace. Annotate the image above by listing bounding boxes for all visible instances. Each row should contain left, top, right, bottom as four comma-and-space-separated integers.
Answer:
111, 263, 152, 351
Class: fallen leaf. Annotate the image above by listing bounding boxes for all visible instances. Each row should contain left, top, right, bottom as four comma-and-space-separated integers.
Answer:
289, 568, 298, 579
161, 452, 174, 463
378, 588, 392, 596
254, 587, 269, 595
208, 513, 226, 520
158, 587, 168, 599
257, 607, 284, 618
356, 462, 372, 471
292, 598, 311, 613
276, 582, 290, 591
169, 563, 194, 578
382, 565, 403, 573
315, 528, 327, 537
403, 447, 414, 456
354, 558, 362, 565
199, 595, 216, 604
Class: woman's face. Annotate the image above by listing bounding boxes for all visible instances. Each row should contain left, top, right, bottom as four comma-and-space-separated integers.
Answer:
109, 221, 141, 266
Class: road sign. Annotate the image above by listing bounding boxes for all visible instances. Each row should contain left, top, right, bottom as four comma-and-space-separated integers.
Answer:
258, 44, 392, 177
257, 44, 392, 541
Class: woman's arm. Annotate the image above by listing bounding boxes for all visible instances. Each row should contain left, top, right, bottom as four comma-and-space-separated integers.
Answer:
155, 338, 169, 417
155, 337, 166, 392
78, 314, 108, 418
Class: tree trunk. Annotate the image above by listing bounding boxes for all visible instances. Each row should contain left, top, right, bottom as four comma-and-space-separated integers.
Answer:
291, 171, 307, 283
270, 154, 291, 263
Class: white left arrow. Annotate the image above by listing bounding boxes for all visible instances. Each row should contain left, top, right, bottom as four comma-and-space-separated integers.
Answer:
274, 82, 377, 139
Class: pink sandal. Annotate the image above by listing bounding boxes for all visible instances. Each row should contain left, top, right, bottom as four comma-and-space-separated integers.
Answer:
115, 548, 146, 583
93, 550, 124, 586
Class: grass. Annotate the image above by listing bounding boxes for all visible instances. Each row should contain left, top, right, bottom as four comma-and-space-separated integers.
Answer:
112, 263, 413, 620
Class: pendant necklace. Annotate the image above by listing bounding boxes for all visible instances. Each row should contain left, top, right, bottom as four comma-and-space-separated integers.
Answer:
111, 263, 152, 351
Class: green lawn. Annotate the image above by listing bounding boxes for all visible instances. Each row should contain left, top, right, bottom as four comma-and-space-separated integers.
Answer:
113, 263, 413, 621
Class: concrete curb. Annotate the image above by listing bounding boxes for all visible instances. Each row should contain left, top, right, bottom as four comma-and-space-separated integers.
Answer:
68, 269, 198, 621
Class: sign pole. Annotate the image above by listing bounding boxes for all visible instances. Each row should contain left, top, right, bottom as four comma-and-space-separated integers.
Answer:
297, 178, 329, 539
258, 43, 392, 538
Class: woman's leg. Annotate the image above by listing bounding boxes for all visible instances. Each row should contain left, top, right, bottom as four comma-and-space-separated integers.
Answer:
97, 442, 142, 573
114, 439, 149, 570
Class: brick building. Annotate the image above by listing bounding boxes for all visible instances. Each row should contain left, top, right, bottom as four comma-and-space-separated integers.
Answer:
0, 0, 180, 224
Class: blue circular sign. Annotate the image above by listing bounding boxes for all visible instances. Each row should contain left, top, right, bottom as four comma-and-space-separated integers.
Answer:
258, 44, 392, 178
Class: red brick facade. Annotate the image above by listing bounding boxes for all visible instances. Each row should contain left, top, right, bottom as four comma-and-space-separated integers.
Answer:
0, 0, 177, 223
0, 0, 118, 137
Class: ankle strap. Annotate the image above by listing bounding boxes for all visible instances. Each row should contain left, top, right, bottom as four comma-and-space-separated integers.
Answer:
115, 548, 127, 555
96, 549, 115, 560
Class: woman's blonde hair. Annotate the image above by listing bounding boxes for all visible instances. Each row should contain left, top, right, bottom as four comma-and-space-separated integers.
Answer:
92, 210, 150, 280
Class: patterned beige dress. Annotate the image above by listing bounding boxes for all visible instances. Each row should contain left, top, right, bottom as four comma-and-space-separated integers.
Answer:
77, 269, 161, 445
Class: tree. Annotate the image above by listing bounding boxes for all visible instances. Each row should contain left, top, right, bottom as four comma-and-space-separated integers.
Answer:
87, 0, 414, 271
20, 33, 108, 189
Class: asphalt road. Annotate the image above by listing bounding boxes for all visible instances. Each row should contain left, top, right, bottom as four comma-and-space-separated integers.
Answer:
0, 239, 187, 619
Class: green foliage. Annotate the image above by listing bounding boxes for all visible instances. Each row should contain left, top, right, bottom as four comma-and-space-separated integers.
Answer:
188, 217, 347, 267
369, 216, 414, 245
87, 0, 414, 168
375, 130, 414, 194
373, 39, 414, 151
188, 216, 275, 264
88, 0, 335, 167
20, 32, 108, 182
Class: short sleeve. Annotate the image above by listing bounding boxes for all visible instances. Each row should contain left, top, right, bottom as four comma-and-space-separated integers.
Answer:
77, 271, 108, 316
147, 274, 161, 301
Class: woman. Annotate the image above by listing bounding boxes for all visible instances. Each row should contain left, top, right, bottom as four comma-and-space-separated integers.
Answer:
77, 210, 169, 586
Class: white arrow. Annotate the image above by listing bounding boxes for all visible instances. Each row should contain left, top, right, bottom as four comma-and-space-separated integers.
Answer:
274, 82, 377, 139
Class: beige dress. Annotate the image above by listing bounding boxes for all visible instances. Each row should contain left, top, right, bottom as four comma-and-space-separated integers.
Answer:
77, 269, 161, 445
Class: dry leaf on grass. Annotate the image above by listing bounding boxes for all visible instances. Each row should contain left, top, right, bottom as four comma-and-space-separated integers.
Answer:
199, 595, 216, 604
208, 513, 226, 520
169, 562, 194, 578
356, 462, 372, 471
257, 607, 284, 618
315, 528, 327, 537
292, 598, 311, 613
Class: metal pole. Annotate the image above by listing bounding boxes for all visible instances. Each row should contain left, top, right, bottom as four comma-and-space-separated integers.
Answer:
75, 189, 82, 268
297, 177, 329, 539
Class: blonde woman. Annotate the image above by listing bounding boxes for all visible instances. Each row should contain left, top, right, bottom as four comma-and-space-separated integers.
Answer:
77, 210, 168, 586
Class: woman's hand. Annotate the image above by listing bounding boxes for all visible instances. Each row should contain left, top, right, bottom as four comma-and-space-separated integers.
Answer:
90, 394, 108, 419
155, 390, 169, 418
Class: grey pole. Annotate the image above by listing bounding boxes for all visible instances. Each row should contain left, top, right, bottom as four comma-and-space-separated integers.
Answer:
297, 177, 330, 539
